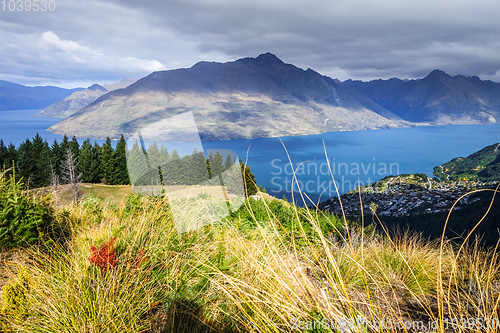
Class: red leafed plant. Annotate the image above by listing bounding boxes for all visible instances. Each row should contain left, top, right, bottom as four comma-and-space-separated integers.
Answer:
88, 237, 118, 274
135, 249, 146, 269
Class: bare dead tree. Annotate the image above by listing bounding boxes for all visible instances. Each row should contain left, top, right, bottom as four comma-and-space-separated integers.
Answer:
49, 162, 60, 205
61, 148, 81, 203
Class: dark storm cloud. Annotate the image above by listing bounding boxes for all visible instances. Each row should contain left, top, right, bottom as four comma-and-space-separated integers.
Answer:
106, 0, 500, 81
1, 0, 500, 86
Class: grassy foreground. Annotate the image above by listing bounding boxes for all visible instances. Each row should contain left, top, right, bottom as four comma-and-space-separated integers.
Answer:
1, 173, 500, 332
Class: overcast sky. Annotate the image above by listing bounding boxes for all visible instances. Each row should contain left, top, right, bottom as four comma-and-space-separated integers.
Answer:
1, 0, 500, 88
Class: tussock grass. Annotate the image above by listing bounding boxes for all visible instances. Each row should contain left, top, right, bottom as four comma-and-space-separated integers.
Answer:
0, 175, 499, 332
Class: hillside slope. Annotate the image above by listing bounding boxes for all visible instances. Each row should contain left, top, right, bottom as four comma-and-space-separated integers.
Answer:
36, 79, 136, 118
434, 143, 500, 181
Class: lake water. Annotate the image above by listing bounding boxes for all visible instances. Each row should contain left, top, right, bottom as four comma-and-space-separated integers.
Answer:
2, 109, 500, 204
204, 124, 500, 203
0, 109, 108, 146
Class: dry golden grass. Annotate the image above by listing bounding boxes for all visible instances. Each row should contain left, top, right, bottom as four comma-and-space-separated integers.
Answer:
1, 178, 499, 332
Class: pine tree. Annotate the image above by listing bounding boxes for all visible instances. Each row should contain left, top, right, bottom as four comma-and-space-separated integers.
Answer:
6, 143, 17, 169
224, 154, 233, 171
99, 137, 116, 185
90, 142, 101, 183
50, 140, 62, 179
0, 140, 7, 169
78, 139, 100, 183
191, 149, 209, 185
157, 145, 171, 184
31, 134, 51, 188
159, 145, 170, 167
147, 142, 161, 167
69, 136, 80, 162
17, 138, 34, 186
224, 159, 244, 196
240, 160, 258, 196
180, 154, 193, 185
167, 149, 182, 185
59, 135, 70, 154
208, 151, 225, 179
127, 141, 148, 186
145, 142, 164, 186
114, 135, 130, 185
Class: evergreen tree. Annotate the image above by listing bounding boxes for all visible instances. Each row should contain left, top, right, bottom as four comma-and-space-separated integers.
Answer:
57, 135, 70, 179
127, 141, 149, 186
6, 143, 17, 168
224, 154, 233, 171
78, 139, 100, 183
59, 135, 70, 156
114, 135, 130, 185
159, 145, 170, 166
167, 149, 182, 185
0, 140, 7, 169
50, 140, 62, 179
99, 137, 116, 185
69, 136, 80, 162
180, 154, 193, 185
224, 159, 244, 196
157, 145, 171, 184
91, 142, 102, 183
16, 138, 35, 186
146, 142, 163, 185
208, 151, 225, 179
147, 142, 161, 167
191, 149, 209, 184
240, 160, 258, 196
31, 134, 51, 188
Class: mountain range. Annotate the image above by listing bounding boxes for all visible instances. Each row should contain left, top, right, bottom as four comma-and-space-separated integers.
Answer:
0, 81, 83, 111
35, 79, 136, 118
48, 53, 411, 141
3, 53, 500, 141
341, 70, 500, 124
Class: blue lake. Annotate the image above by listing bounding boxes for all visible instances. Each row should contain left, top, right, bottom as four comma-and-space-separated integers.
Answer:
0, 109, 108, 146
2, 109, 500, 204
204, 124, 500, 203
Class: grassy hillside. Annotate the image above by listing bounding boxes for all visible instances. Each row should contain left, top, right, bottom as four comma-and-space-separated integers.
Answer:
434, 143, 500, 181
1, 169, 500, 332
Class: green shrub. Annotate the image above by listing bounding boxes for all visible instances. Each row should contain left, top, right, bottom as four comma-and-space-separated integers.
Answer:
0, 169, 57, 249
228, 198, 344, 246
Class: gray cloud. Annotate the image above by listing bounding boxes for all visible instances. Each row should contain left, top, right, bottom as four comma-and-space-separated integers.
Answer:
1, 0, 500, 86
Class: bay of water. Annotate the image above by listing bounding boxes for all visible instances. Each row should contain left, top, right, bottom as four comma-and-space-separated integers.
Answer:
204, 124, 500, 203
2, 109, 499, 204
0, 109, 108, 146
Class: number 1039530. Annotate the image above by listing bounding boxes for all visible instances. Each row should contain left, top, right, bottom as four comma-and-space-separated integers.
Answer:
2, 0, 55, 11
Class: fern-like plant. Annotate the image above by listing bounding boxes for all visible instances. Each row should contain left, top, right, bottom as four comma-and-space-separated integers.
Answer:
0, 168, 55, 249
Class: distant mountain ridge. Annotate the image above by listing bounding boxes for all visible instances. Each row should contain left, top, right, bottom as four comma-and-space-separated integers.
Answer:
36, 79, 136, 118
30, 53, 500, 141
342, 70, 500, 124
0, 81, 83, 111
48, 53, 410, 141
36, 84, 108, 118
